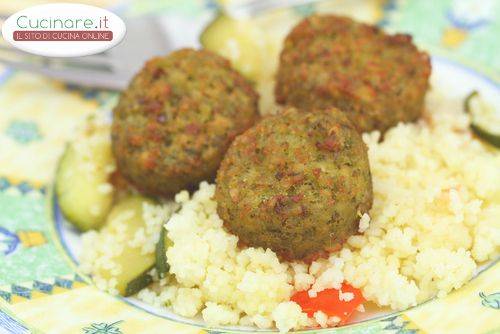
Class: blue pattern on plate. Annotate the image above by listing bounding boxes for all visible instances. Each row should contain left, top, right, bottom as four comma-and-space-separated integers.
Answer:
10, 285, 31, 299
0, 177, 46, 195
5, 120, 42, 144
382, 315, 419, 333
0, 308, 29, 334
54, 277, 74, 289
0, 227, 20, 256
480, 292, 500, 309
33, 280, 54, 294
82, 320, 123, 334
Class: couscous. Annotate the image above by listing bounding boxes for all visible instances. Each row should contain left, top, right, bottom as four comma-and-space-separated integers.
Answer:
50, 13, 500, 333
79, 87, 500, 331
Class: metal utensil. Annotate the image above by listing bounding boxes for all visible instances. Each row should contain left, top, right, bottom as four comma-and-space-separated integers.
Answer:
0, 1, 318, 90
223, 0, 318, 18
0, 15, 172, 90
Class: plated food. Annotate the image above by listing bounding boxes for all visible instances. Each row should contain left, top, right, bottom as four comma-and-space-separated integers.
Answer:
55, 14, 500, 333
112, 48, 259, 197
56, 118, 115, 231
216, 107, 372, 261
275, 15, 431, 133
465, 90, 500, 148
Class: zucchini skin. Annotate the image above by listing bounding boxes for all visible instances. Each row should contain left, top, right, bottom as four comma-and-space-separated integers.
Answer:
463, 90, 478, 114
470, 123, 500, 148
56, 124, 115, 232
97, 196, 157, 296
55, 145, 91, 231
464, 90, 500, 148
124, 265, 154, 297
155, 227, 170, 279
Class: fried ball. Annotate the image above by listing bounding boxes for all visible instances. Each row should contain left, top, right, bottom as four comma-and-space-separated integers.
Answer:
215, 107, 373, 261
275, 15, 431, 134
112, 48, 259, 197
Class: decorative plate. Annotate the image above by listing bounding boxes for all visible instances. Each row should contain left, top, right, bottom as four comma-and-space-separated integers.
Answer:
0, 1, 499, 333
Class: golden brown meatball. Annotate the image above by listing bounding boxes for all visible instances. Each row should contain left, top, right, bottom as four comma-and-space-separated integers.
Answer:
275, 15, 431, 134
215, 107, 373, 261
112, 48, 259, 196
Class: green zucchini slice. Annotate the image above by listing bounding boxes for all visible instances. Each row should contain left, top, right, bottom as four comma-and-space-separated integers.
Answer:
96, 196, 157, 296
464, 90, 500, 148
124, 266, 154, 297
155, 226, 171, 279
200, 13, 264, 82
55, 120, 115, 231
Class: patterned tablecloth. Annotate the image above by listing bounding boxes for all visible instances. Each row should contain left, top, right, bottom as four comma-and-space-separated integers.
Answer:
0, 1, 498, 333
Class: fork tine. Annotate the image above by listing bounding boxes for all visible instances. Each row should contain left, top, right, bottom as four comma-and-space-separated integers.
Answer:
224, 0, 319, 18
0, 46, 45, 65
0, 44, 113, 72
0, 55, 128, 90
0, 41, 126, 90
0, 43, 116, 70
0, 15, 173, 90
